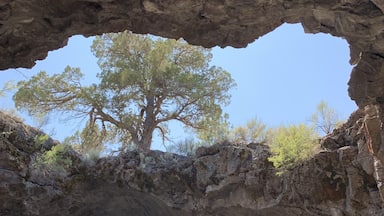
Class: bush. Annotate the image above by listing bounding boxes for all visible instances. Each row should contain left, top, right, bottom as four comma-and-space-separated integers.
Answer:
268, 124, 319, 170
34, 133, 50, 149
34, 144, 73, 172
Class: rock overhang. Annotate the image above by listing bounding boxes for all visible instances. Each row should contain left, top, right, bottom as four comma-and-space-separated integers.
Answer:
2, 0, 384, 108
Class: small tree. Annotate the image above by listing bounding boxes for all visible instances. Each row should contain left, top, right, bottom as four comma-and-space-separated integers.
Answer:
231, 117, 267, 145
33, 144, 73, 172
268, 124, 318, 170
310, 101, 343, 135
14, 31, 236, 151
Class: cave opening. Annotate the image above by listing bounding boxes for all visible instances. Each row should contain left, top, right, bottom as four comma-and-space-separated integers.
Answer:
1, 2, 384, 215
0, 23, 357, 151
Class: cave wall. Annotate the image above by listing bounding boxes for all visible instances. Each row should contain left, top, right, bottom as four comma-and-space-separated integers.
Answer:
1, 110, 384, 215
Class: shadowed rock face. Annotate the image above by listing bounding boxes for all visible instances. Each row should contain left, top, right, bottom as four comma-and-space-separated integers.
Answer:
2, 0, 384, 215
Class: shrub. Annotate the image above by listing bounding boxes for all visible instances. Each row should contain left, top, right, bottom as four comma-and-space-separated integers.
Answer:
268, 124, 319, 170
34, 144, 73, 172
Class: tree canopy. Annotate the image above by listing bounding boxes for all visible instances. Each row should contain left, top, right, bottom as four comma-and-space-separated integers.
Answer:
14, 31, 236, 151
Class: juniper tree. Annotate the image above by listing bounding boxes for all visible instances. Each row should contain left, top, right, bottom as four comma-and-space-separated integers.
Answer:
14, 32, 236, 151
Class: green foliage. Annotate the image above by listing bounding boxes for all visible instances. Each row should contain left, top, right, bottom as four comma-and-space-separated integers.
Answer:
91, 32, 236, 150
34, 144, 73, 172
268, 124, 319, 170
34, 133, 50, 149
13, 67, 83, 114
310, 100, 344, 135
231, 117, 267, 145
13, 31, 236, 151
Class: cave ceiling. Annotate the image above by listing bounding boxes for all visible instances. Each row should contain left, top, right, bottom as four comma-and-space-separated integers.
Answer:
1, 0, 384, 107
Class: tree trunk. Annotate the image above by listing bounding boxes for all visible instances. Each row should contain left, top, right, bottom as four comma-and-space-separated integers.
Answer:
140, 129, 153, 151
139, 95, 156, 151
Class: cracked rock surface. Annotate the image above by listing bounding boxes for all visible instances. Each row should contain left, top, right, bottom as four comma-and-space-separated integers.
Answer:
1, 110, 384, 215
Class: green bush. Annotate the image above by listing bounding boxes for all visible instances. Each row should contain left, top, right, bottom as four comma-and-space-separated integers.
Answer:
34, 134, 49, 149
268, 124, 318, 170
34, 144, 73, 172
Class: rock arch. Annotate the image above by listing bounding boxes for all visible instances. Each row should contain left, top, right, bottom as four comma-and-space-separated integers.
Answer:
1, 1, 384, 107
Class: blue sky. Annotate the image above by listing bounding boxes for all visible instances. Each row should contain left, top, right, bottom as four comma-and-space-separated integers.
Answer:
0, 23, 357, 151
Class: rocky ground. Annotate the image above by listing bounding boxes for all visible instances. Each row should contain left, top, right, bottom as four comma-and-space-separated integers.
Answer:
1, 109, 383, 216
